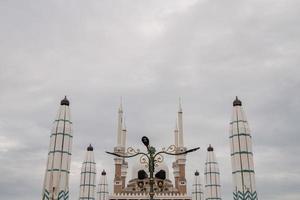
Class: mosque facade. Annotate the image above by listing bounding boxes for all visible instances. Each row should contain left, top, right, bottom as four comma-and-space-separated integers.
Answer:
41, 96, 258, 200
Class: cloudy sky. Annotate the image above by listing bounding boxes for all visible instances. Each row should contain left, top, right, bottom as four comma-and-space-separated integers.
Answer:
0, 0, 300, 199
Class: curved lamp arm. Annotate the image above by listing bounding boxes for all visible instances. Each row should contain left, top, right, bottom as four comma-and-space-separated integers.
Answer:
154, 147, 200, 158
106, 151, 150, 160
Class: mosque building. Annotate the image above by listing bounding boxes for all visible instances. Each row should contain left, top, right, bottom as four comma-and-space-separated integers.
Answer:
41, 96, 258, 200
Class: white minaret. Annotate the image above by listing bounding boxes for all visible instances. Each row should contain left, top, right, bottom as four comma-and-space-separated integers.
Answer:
97, 170, 109, 200
42, 96, 73, 200
121, 119, 128, 189
204, 145, 222, 200
176, 98, 187, 194
192, 171, 204, 200
113, 101, 125, 193
79, 144, 97, 200
172, 123, 179, 190
230, 97, 258, 200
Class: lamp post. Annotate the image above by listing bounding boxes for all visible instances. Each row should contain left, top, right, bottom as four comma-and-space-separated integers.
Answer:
106, 136, 199, 200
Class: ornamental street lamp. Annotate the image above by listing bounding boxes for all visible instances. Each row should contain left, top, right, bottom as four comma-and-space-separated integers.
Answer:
106, 136, 200, 200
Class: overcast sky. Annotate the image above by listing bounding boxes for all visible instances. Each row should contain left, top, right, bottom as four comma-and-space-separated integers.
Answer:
0, 0, 300, 200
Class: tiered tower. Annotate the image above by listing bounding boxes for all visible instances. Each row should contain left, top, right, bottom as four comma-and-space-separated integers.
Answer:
229, 97, 258, 200
174, 100, 187, 194
192, 171, 204, 200
79, 144, 97, 200
113, 102, 127, 193
204, 145, 221, 200
41, 96, 73, 200
97, 170, 109, 200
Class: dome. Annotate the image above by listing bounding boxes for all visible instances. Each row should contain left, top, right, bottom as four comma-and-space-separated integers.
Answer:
233, 96, 242, 106
87, 144, 93, 151
61, 96, 70, 106
131, 160, 170, 180
207, 144, 214, 152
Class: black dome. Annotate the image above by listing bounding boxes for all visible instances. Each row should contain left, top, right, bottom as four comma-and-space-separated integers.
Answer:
195, 171, 199, 176
207, 144, 214, 152
233, 96, 242, 106
101, 170, 106, 175
61, 96, 70, 106
87, 144, 93, 151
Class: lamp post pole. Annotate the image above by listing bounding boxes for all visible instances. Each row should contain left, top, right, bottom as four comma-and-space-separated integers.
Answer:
106, 136, 199, 200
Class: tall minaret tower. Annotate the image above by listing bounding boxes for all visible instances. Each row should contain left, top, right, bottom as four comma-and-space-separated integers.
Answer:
113, 101, 126, 193
97, 170, 109, 200
176, 99, 187, 194
79, 144, 97, 200
204, 145, 222, 200
230, 97, 258, 200
192, 171, 204, 200
41, 96, 73, 200
172, 123, 180, 190
120, 120, 128, 190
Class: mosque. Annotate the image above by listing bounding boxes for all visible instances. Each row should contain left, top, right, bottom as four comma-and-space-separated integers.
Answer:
41, 96, 258, 200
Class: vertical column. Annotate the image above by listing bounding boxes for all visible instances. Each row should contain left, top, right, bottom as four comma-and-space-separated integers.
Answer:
172, 123, 179, 190
42, 96, 73, 200
204, 145, 221, 200
230, 97, 258, 200
79, 144, 97, 200
97, 170, 109, 200
177, 99, 187, 194
192, 171, 204, 200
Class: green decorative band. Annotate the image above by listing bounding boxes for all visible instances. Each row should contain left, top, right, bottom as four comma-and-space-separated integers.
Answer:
83, 161, 96, 164
205, 184, 221, 187
79, 198, 95, 200
204, 172, 220, 175
229, 133, 251, 139
98, 183, 108, 186
232, 169, 255, 174
192, 191, 204, 194
97, 191, 109, 194
48, 150, 71, 155
80, 184, 96, 187
205, 198, 221, 200
51, 133, 73, 138
47, 169, 70, 173
230, 120, 247, 124
54, 119, 73, 124
81, 171, 96, 175
231, 151, 253, 156
205, 161, 218, 164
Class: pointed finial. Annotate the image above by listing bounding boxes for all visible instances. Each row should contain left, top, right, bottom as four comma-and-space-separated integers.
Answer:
60, 96, 70, 106
233, 96, 242, 106
207, 144, 214, 151
178, 97, 182, 113
101, 169, 106, 175
195, 170, 199, 176
87, 144, 94, 151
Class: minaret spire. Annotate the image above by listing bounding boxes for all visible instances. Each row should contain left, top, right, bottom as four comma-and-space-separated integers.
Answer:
230, 97, 258, 200
117, 98, 123, 147
177, 97, 184, 147
42, 96, 73, 200
79, 144, 97, 200
204, 145, 222, 200
97, 170, 108, 200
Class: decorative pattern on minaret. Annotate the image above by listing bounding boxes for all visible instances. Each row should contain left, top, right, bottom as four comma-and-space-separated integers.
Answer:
193, 171, 204, 200
230, 97, 258, 200
97, 170, 108, 200
204, 145, 222, 200
42, 96, 73, 200
79, 144, 96, 200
